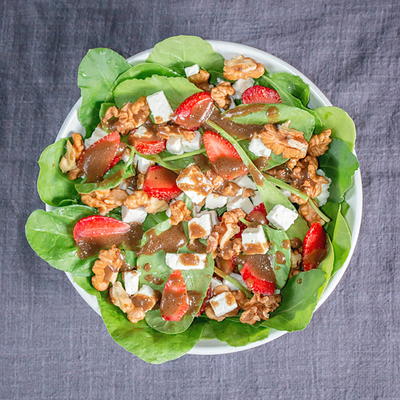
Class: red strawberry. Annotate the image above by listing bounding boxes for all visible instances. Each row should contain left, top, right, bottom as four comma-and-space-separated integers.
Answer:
202, 130, 247, 180
143, 165, 181, 200
247, 203, 268, 224
234, 220, 247, 239
108, 155, 122, 170
302, 223, 327, 271
161, 270, 190, 321
133, 138, 166, 154
173, 92, 214, 129
242, 85, 281, 104
240, 263, 275, 295
197, 286, 212, 316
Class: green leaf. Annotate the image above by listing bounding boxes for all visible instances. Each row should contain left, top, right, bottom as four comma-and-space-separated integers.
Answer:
113, 75, 201, 109
317, 236, 335, 297
141, 212, 169, 232
78, 48, 130, 136
269, 72, 310, 106
261, 269, 326, 331
319, 138, 359, 203
71, 275, 98, 296
99, 102, 114, 119
37, 138, 79, 206
25, 205, 97, 275
147, 35, 224, 75
314, 106, 356, 150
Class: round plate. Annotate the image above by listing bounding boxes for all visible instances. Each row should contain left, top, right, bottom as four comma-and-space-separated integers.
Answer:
52, 40, 362, 356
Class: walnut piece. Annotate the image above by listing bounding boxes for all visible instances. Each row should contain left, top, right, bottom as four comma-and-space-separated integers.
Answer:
239, 293, 281, 325
92, 246, 124, 291
216, 181, 242, 197
289, 249, 302, 278
211, 82, 235, 109
102, 97, 150, 134
188, 69, 211, 91
169, 200, 192, 225
308, 129, 332, 157
223, 55, 265, 80
260, 124, 308, 159
124, 190, 168, 213
204, 170, 225, 191
299, 201, 325, 226
156, 123, 196, 140
81, 188, 128, 215
59, 133, 84, 180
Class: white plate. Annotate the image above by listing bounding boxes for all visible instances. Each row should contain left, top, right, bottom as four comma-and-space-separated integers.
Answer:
52, 40, 362, 356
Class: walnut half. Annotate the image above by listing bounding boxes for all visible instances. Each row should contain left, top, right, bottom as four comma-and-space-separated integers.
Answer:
92, 246, 124, 291
59, 133, 84, 180
211, 82, 235, 109
81, 188, 128, 215
223, 56, 265, 80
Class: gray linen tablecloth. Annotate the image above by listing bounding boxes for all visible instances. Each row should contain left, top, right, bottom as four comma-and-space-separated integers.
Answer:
1, 0, 399, 398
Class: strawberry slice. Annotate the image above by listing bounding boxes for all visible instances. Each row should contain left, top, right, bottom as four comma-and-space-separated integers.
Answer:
133, 138, 166, 154
302, 223, 327, 271
173, 92, 214, 129
240, 263, 275, 295
143, 165, 181, 200
247, 203, 268, 224
202, 130, 247, 180
242, 85, 281, 104
161, 270, 190, 321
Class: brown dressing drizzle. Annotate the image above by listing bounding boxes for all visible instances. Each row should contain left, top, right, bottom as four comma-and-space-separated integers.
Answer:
303, 248, 327, 267
247, 210, 268, 225
254, 156, 270, 170
132, 293, 156, 309
282, 240, 291, 249
186, 291, 203, 315
275, 251, 286, 264
237, 254, 275, 282
188, 222, 207, 240
144, 274, 164, 285
179, 253, 200, 266
211, 157, 248, 180
187, 239, 207, 253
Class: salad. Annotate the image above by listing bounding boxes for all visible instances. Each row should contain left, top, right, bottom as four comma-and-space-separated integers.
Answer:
25, 36, 359, 364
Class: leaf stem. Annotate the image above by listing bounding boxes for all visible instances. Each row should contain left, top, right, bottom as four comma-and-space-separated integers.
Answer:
214, 267, 252, 298
308, 199, 330, 223
263, 175, 309, 201
162, 148, 205, 161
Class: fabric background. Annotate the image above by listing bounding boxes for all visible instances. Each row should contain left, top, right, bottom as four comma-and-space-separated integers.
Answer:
1, 0, 399, 398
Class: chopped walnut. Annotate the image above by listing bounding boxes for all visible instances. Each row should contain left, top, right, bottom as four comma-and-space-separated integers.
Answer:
188, 69, 211, 91
239, 293, 281, 325
176, 164, 213, 199
211, 82, 235, 109
308, 129, 332, 157
204, 170, 225, 191
289, 249, 302, 278
242, 188, 255, 198
219, 237, 242, 260
221, 208, 246, 225
102, 97, 150, 134
299, 201, 325, 225
169, 200, 192, 225
145, 197, 169, 214
223, 55, 265, 80
81, 188, 128, 215
92, 246, 124, 291
124, 190, 167, 213
59, 133, 84, 180
260, 124, 308, 159
136, 173, 145, 190
156, 124, 196, 140
216, 181, 242, 197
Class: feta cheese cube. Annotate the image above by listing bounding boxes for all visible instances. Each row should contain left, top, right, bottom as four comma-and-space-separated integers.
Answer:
234, 175, 257, 190
176, 165, 212, 204
316, 169, 331, 206
188, 213, 213, 239
197, 210, 218, 226
251, 191, 263, 206
166, 136, 184, 154
205, 193, 228, 209
184, 64, 200, 77
121, 206, 147, 224
248, 136, 272, 158
138, 285, 155, 297
84, 127, 108, 148
210, 292, 237, 317
146, 91, 173, 123
232, 78, 254, 99
242, 225, 269, 254
182, 131, 202, 152
223, 273, 245, 291
165, 253, 207, 270
268, 204, 298, 231
134, 154, 154, 174
123, 270, 141, 295
210, 277, 223, 289
227, 196, 254, 214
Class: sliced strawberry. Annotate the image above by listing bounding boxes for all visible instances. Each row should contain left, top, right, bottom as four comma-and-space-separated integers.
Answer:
108, 155, 122, 170
247, 203, 268, 224
242, 85, 281, 104
143, 165, 181, 200
234, 220, 247, 239
240, 263, 275, 295
202, 130, 247, 180
133, 138, 166, 154
173, 92, 214, 129
302, 223, 327, 271
161, 270, 189, 321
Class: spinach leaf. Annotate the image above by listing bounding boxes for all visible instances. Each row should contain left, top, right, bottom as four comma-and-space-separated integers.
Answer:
72, 274, 98, 296
25, 205, 97, 275
314, 106, 356, 150
318, 236, 335, 297
142, 211, 169, 232
147, 35, 224, 76
269, 72, 310, 106
319, 138, 359, 203
37, 138, 79, 206
78, 48, 130, 136
261, 269, 326, 331
113, 75, 201, 109
99, 102, 114, 120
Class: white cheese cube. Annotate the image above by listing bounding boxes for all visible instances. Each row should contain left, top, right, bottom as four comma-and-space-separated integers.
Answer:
223, 273, 245, 291
197, 210, 218, 226
138, 284, 155, 297
123, 270, 141, 295
134, 154, 154, 174
205, 193, 228, 209
242, 225, 269, 254
166, 136, 184, 154
165, 253, 207, 270
248, 137, 272, 158
121, 206, 147, 224
227, 196, 254, 214
268, 204, 298, 231
251, 191, 263, 206
184, 64, 200, 77
84, 127, 108, 148
133, 125, 150, 138
146, 91, 173, 123
188, 213, 213, 239
316, 169, 331, 206
234, 175, 257, 190
232, 78, 254, 99
210, 277, 223, 289
176, 167, 212, 205
210, 292, 237, 317
182, 131, 202, 152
